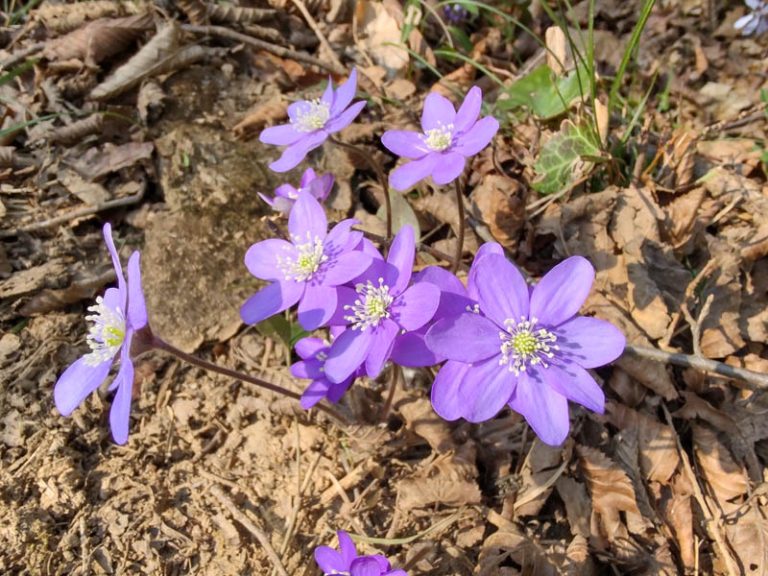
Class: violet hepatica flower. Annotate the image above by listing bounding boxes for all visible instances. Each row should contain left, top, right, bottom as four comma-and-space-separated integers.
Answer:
241, 193, 371, 331
315, 531, 407, 576
54, 223, 148, 445
381, 86, 499, 191
259, 168, 334, 214
324, 225, 440, 384
735, 0, 768, 35
442, 3, 470, 24
426, 254, 626, 446
260, 69, 366, 172
291, 331, 361, 409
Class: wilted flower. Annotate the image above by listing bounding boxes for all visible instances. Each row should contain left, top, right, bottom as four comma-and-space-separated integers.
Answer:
735, 0, 768, 35
259, 168, 334, 214
381, 86, 499, 191
442, 3, 470, 24
291, 331, 361, 409
260, 69, 366, 172
324, 225, 440, 383
426, 254, 625, 446
315, 531, 407, 576
241, 193, 371, 330
54, 223, 148, 445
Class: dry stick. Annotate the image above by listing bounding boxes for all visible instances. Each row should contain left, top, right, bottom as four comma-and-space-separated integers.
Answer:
329, 136, 393, 240
288, 0, 345, 73
209, 484, 291, 576
379, 364, 402, 422
182, 24, 345, 75
451, 178, 466, 274
624, 344, 768, 390
151, 335, 351, 424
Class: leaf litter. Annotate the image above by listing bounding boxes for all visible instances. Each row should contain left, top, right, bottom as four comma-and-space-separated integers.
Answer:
0, 1, 767, 575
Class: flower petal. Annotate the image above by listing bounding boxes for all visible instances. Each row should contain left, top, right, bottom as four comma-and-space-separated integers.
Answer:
555, 316, 626, 368
314, 547, 347, 573
324, 218, 358, 252
308, 172, 334, 202
54, 356, 112, 416
467, 241, 504, 300
245, 239, 295, 281
269, 130, 328, 173
386, 224, 415, 293
289, 190, 328, 241
508, 370, 570, 446
389, 154, 440, 192
324, 251, 372, 286
431, 360, 470, 420
530, 256, 594, 326
109, 332, 135, 445
351, 557, 387, 576
325, 327, 374, 384
453, 86, 482, 133
240, 281, 304, 325
321, 76, 335, 107
330, 68, 358, 116
298, 284, 337, 330
391, 331, 440, 367
126, 251, 147, 330
295, 337, 327, 359
421, 92, 456, 131
542, 363, 605, 414
325, 100, 367, 133
300, 378, 332, 409
425, 313, 500, 363
337, 530, 358, 567
457, 355, 515, 422
475, 254, 530, 326
381, 130, 430, 159
102, 223, 126, 304
414, 265, 466, 296
391, 282, 440, 331
365, 318, 399, 378
260, 123, 303, 146
452, 115, 499, 157
431, 152, 466, 185
299, 168, 317, 187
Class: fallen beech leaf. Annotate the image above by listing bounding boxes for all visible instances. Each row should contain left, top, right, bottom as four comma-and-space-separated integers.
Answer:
59, 169, 110, 204
0, 260, 68, 299
556, 476, 592, 538
233, 99, 287, 139
663, 472, 696, 571
693, 424, 748, 514
514, 439, 567, 516
72, 142, 154, 181
397, 397, 456, 453
471, 174, 525, 252
20, 266, 115, 316
396, 450, 480, 510
354, 0, 408, 77
36, 0, 143, 32
478, 529, 559, 576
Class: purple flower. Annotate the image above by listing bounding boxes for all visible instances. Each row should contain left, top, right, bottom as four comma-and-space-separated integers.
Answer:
315, 531, 407, 576
324, 225, 440, 383
442, 3, 470, 24
426, 255, 626, 446
241, 193, 371, 330
259, 69, 366, 172
381, 86, 499, 191
259, 168, 335, 214
735, 0, 768, 35
53, 223, 148, 445
291, 331, 361, 409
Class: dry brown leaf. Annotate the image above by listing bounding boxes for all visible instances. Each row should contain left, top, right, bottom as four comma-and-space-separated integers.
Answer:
137, 80, 166, 123
726, 505, 768, 576
36, 0, 143, 32
576, 444, 643, 542
233, 99, 288, 139
396, 451, 480, 510
693, 424, 748, 514
477, 529, 559, 576
43, 13, 153, 64
564, 534, 597, 576
514, 439, 566, 517
20, 266, 115, 316
663, 472, 696, 571
0, 260, 68, 299
606, 402, 680, 483
545, 26, 568, 74
555, 476, 592, 538
59, 169, 110, 204
208, 3, 276, 24
397, 397, 456, 453
72, 142, 154, 181
665, 187, 706, 250
470, 174, 525, 252
354, 0, 408, 77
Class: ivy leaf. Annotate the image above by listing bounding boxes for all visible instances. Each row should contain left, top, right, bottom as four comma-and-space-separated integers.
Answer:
498, 63, 591, 120
532, 120, 602, 195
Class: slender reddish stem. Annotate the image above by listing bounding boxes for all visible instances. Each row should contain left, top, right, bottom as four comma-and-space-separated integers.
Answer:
452, 178, 466, 274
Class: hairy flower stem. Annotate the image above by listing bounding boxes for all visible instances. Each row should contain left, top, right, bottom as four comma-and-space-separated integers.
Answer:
150, 335, 350, 425
329, 136, 392, 240
451, 178, 466, 274
379, 364, 402, 422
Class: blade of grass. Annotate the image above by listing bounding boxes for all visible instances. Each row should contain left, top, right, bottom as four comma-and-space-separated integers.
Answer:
0, 59, 37, 88
350, 510, 463, 546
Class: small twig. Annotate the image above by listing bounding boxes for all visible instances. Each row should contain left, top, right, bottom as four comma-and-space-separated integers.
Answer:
624, 344, 768, 390
182, 24, 345, 75
0, 41, 43, 70
288, 0, 345, 73
209, 484, 290, 576
329, 136, 392, 240
0, 189, 145, 239
379, 364, 402, 422
681, 292, 714, 358
451, 179, 466, 274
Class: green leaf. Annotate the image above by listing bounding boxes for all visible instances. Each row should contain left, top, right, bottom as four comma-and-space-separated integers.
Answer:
255, 314, 293, 349
378, 188, 421, 240
498, 64, 591, 120
447, 26, 474, 53
532, 120, 601, 195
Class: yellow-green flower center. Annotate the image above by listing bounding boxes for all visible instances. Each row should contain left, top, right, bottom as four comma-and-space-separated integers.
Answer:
499, 317, 558, 375
423, 124, 454, 151
293, 99, 330, 133
278, 235, 328, 282
344, 278, 394, 331
84, 296, 126, 366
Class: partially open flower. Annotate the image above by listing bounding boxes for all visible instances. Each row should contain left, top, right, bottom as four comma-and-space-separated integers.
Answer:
314, 531, 407, 576
735, 0, 768, 35
54, 223, 148, 445
259, 168, 334, 214
259, 69, 366, 172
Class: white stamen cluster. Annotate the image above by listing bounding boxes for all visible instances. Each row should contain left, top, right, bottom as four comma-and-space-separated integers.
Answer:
422, 123, 454, 151
344, 278, 394, 331
465, 303, 481, 314
292, 99, 331, 132
498, 316, 558, 375
278, 234, 328, 283
84, 296, 126, 366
